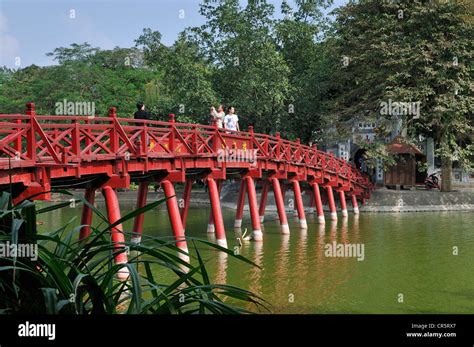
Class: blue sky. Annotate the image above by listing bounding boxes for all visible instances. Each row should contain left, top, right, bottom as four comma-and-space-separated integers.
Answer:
0, 0, 348, 69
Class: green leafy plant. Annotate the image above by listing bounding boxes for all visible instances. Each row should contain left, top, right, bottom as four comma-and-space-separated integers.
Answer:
0, 191, 268, 314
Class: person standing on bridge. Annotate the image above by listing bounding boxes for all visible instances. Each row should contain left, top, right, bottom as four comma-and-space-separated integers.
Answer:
134, 102, 151, 148
210, 105, 225, 128
134, 102, 150, 120
224, 106, 240, 132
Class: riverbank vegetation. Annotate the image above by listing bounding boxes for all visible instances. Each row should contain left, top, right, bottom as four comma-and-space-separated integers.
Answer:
0, 0, 472, 191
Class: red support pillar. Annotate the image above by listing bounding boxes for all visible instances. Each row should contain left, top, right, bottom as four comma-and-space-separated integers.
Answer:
311, 183, 325, 224
208, 177, 227, 247
79, 186, 96, 240
161, 180, 188, 254
271, 177, 290, 234
326, 186, 338, 221
351, 194, 360, 214
180, 179, 193, 228
292, 180, 307, 229
102, 186, 129, 280
234, 180, 246, 228
207, 180, 222, 233
258, 180, 269, 223
245, 176, 263, 241
132, 182, 149, 244
339, 190, 348, 217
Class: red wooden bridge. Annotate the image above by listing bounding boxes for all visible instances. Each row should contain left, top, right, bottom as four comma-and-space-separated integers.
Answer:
0, 103, 372, 277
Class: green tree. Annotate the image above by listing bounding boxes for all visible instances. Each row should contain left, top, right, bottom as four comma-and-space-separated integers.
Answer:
275, 0, 334, 142
191, 0, 291, 133
135, 30, 217, 123
1, 43, 154, 117
328, 0, 473, 191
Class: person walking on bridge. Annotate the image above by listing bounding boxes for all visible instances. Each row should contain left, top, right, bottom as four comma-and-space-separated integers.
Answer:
210, 105, 225, 128
134, 102, 151, 147
224, 106, 240, 132
134, 102, 150, 120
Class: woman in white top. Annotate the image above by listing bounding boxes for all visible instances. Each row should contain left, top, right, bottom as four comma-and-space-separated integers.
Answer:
224, 106, 240, 132
210, 105, 225, 128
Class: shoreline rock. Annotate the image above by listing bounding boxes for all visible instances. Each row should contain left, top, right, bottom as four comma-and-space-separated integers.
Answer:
49, 187, 474, 213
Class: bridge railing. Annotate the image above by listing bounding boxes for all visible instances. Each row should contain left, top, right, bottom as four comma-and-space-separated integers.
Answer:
0, 104, 371, 189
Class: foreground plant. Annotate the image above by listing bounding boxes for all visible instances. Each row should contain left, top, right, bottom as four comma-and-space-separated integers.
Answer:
0, 191, 268, 314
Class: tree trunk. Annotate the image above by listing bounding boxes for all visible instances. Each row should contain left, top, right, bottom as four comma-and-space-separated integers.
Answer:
440, 156, 452, 192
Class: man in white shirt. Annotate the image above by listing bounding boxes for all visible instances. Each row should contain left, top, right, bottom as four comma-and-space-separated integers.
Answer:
224, 106, 240, 132
210, 105, 225, 128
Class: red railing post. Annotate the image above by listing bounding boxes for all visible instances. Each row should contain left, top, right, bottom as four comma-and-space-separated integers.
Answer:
25, 102, 36, 162
248, 125, 254, 153
168, 114, 175, 153
192, 124, 198, 154
109, 107, 118, 153
275, 132, 281, 159
312, 144, 318, 166
211, 118, 220, 153
84, 119, 91, 156
295, 138, 301, 162
15, 119, 22, 155
140, 123, 148, 155
71, 118, 80, 157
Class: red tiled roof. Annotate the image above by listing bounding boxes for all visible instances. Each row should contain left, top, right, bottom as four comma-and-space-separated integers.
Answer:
386, 136, 424, 155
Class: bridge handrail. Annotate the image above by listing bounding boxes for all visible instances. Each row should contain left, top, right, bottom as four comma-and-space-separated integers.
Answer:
0, 105, 371, 189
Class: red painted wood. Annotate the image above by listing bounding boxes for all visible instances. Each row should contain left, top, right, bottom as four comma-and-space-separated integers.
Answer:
161, 180, 188, 251
0, 104, 372, 205
79, 186, 95, 240
180, 179, 193, 228
207, 177, 227, 247
132, 181, 149, 243
102, 186, 128, 267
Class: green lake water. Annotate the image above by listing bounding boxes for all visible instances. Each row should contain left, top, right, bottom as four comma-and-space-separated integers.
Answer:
38, 201, 474, 314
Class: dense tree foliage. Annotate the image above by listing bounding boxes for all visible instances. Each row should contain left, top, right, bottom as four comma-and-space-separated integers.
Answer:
326, 0, 473, 190
0, 0, 471, 189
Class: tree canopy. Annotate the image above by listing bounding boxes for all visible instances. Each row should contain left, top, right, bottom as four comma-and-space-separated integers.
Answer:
0, 0, 472, 190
